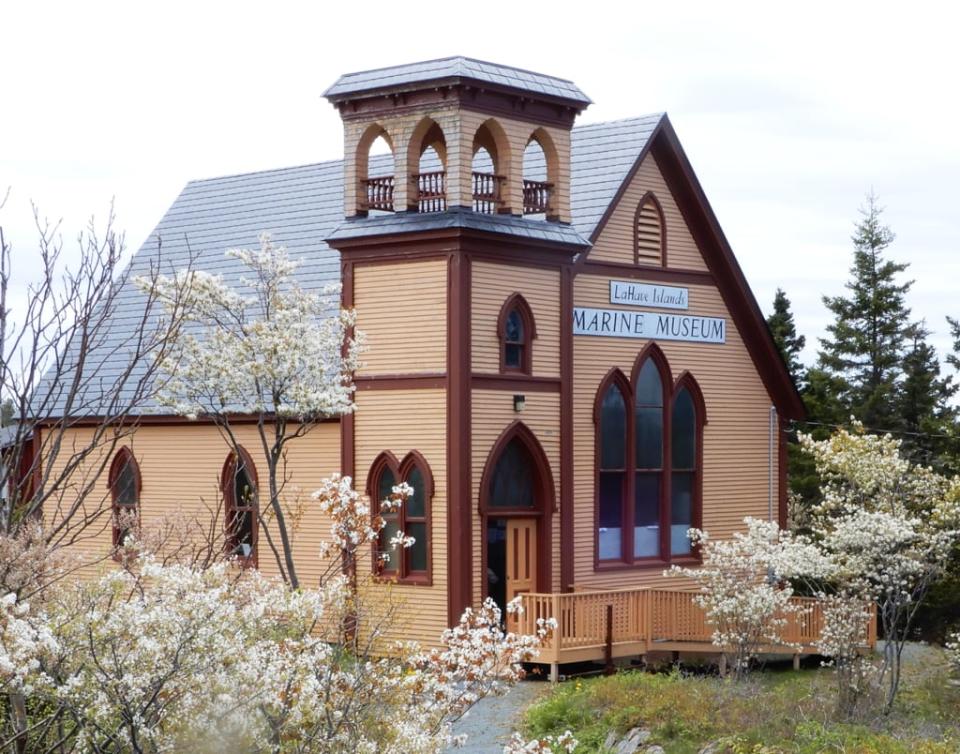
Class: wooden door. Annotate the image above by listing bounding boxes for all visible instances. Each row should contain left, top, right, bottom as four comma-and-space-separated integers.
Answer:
506, 518, 537, 627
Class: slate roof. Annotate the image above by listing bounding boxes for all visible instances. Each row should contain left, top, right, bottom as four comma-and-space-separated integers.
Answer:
36, 114, 663, 417
323, 56, 592, 106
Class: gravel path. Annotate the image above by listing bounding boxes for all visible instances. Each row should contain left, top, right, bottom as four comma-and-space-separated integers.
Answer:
446, 681, 548, 753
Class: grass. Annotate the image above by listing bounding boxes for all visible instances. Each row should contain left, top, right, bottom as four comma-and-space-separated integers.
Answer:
521, 647, 960, 753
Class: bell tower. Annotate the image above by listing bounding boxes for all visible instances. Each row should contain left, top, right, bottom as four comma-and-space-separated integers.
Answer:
324, 56, 591, 222
324, 58, 591, 635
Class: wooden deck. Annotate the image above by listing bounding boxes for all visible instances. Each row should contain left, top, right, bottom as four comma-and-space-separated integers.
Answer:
514, 588, 877, 680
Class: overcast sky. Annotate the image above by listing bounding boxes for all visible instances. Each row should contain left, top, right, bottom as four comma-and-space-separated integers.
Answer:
2, 1, 958, 367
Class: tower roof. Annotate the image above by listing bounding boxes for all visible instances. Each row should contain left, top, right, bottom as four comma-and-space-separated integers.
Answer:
323, 56, 591, 107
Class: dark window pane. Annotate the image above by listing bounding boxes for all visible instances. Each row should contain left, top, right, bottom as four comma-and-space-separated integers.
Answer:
489, 438, 535, 508
599, 384, 626, 469
505, 309, 524, 342
407, 522, 428, 571
671, 472, 693, 555
234, 464, 255, 509
406, 467, 425, 518
634, 406, 663, 469
672, 388, 696, 470
231, 508, 254, 558
379, 517, 400, 572
115, 458, 138, 505
504, 343, 523, 368
635, 359, 663, 406
598, 471, 624, 560
377, 467, 397, 504
634, 472, 660, 557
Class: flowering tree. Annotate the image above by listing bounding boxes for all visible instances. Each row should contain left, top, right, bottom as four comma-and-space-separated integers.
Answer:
503, 731, 578, 753
668, 517, 832, 679
947, 632, 960, 676
800, 423, 960, 713
137, 234, 362, 587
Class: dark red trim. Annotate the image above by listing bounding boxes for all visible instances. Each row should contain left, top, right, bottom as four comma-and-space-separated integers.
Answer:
559, 264, 574, 591
446, 252, 472, 624
471, 374, 560, 392
497, 292, 537, 375
634, 191, 667, 267
354, 373, 446, 390
478, 420, 555, 601
35, 415, 341, 428
220, 446, 259, 568
341, 260, 356, 480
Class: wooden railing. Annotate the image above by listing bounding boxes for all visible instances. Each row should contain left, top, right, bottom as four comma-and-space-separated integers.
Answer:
413, 171, 446, 213
517, 588, 877, 667
361, 175, 395, 212
522, 179, 553, 215
472, 172, 506, 214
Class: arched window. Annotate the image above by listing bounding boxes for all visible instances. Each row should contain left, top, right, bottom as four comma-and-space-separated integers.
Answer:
221, 448, 258, 564
635, 192, 665, 266
472, 119, 511, 214
356, 123, 395, 214
489, 437, 536, 509
597, 376, 628, 560
498, 294, 536, 374
108, 448, 140, 548
671, 379, 704, 556
369, 451, 433, 583
409, 118, 447, 213
594, 349, 703, 565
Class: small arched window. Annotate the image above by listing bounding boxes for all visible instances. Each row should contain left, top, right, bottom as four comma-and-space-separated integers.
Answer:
222, 448, 258, 565
108, 448, 140, 548
370, 452, 433, 584
498, 294, 536, 374
635, 192, 665, 266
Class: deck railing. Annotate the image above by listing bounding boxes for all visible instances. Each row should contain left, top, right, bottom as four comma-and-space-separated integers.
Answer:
517, 587, 877, 667
522, 179, 553, 215
361, 175, 395, 212
413, 171, 446, 213
472, 172, 506, 214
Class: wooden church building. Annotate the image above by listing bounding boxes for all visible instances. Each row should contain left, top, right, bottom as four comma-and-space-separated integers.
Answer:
51, 57, 810, 668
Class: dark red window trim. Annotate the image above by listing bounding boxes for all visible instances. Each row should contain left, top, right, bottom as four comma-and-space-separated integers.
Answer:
368, 450, 434, 585
593, 343, 705, 569
497, 293, 537, 375
221, 446, 259, 568
108, 447, 141, 550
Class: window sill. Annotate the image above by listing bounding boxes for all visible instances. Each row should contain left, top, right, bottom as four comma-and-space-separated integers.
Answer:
594, 554, 700, 572
373, 572, 433, 587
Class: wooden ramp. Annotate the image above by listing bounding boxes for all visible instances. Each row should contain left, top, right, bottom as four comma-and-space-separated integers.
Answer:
513, 588, 877, 681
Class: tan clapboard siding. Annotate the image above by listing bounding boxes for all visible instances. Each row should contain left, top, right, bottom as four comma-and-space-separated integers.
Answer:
46, 423, 342, 584
470, 390, 562, 600
354, 259, 447, 375
354, 389, 448, 646
589, 153, 708, 271
571, 275, 778, 590
471, 262, 561, 377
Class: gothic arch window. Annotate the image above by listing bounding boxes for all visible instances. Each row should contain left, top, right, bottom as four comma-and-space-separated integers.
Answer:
498, 293, 537, 374
221, 447, 258, 565
356, 122, 395, 214
368, 451, 433, 584
522, 128, 559, 218
594, 347, 704, 565
108, 448, 140, 548
635, 192, 666, 266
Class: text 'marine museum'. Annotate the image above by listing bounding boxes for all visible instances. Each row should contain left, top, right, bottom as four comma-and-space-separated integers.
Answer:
59, 57, 804, 661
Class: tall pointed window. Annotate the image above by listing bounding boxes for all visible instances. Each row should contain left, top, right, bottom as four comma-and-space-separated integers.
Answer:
109, 448, 140, 548
370, 452, 433, 584
594, 350, 704, 565
222, 448, 258, 565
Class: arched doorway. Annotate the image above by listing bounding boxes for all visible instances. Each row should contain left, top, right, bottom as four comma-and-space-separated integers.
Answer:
479, 422, 555, 618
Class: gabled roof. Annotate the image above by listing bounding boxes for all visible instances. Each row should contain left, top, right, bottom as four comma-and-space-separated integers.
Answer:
323, 56, 591, 106
37, 116, 659, 417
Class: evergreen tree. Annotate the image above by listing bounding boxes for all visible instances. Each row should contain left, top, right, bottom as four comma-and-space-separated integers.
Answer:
818, 192, 912, 429
766, 288, 806, 383
946, 316, 960, 373
897, 321, 957, 468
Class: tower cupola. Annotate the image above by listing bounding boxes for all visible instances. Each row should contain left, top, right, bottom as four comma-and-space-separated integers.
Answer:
324, 57, 591, 223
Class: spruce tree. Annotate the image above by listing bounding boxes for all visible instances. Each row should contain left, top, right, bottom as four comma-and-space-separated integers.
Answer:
897, 321, 957, 467
818, 192, 912, 429
766, 288, 806, 383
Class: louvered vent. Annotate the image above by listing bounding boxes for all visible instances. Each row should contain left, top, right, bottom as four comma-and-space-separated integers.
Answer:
635, 196, 664, 264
